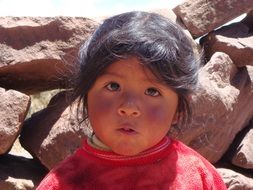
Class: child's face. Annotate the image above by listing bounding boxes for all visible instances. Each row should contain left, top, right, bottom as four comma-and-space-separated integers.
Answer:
87, 57, 178, 156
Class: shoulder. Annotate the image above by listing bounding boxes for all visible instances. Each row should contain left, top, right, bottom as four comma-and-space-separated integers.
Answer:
36, 148, 88, 190
169, 139, 217, 171
169, 139, 212, 164
168, 139, 227, 189
36, 171, 59, 190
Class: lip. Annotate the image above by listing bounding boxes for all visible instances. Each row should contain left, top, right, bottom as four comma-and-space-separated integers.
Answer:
117, 123, 138, 135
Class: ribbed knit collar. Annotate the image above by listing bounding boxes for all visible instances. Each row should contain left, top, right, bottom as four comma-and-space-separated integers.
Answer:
87, 134, 111, 151
82, 136, 172, 166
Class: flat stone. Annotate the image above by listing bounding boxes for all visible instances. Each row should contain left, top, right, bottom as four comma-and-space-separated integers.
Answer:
173, 0, 253, 38
0, 17, 98, 94
200, 22, 253, 67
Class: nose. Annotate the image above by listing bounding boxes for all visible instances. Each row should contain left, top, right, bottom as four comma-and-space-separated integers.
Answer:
118, 94, 141, 117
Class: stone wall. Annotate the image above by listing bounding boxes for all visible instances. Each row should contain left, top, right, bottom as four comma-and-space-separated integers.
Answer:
0, 0, 253, 189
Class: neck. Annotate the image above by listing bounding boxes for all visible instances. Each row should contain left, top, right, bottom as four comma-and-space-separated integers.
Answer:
88, 134, 111, 151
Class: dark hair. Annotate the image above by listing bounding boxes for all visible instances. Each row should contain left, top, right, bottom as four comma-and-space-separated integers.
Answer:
73, 11, 199, 126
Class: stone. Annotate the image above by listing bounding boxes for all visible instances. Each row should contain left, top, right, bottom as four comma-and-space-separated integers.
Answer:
1, 6, 253, 187
217, 167, 253, 190
242, 10, 253, 30
200, 22, 253, 67
232, 121, 253, 169
173, 0, 253, 38
0, 88, 30, 155
0, 154, 47, 190
8, 138, 32, 159
169, 52, 253, 163
151, 8, 201, 58
0, 17, 98, 94
20, 91, 91, 169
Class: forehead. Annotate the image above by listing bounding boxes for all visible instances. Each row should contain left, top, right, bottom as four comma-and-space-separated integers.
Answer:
104, 57, 159, 82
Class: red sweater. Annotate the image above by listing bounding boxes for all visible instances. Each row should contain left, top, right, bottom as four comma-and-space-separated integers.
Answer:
37, 137, 227, 190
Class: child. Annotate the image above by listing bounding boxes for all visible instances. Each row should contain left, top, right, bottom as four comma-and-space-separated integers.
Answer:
37, 11, 227, 190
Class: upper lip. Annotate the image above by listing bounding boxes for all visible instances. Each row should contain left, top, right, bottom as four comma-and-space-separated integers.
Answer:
118, 122, 138, 132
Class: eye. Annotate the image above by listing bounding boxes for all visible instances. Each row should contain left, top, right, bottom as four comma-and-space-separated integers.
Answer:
145, 87, 160, 97
106, 82, 120, 91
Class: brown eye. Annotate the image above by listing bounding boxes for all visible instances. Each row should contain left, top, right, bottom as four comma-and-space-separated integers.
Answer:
106, 82, 120, 91
145, 88, 160, 97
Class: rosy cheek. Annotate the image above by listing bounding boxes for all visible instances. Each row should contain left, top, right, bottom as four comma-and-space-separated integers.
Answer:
88, 94, 114, 120
146, 105, 172, 126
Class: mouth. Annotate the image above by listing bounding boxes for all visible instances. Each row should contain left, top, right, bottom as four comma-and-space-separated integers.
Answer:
117, 124, 138, 135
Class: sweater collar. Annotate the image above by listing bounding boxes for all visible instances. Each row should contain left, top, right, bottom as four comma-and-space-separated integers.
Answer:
87, 134, 111, 151
82, 136, 172, 165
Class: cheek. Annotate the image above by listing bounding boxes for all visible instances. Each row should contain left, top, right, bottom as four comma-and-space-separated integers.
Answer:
87, 93, 114, 121
148, 107, 166, 122
145, 105, 174, 126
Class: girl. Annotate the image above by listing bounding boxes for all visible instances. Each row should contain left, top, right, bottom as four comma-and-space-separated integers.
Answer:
37, 11, 227, 189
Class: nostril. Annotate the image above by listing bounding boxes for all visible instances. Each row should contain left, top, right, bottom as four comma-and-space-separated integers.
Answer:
118, 108, 127, 116
118, 107, 140, 117
132, 111, 140, 116
119, 109, 126, 115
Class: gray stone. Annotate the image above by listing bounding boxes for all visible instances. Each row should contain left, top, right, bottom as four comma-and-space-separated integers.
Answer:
217, 167, 253, 190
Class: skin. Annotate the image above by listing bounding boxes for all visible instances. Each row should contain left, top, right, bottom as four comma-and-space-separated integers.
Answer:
87, 57, 178, 156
